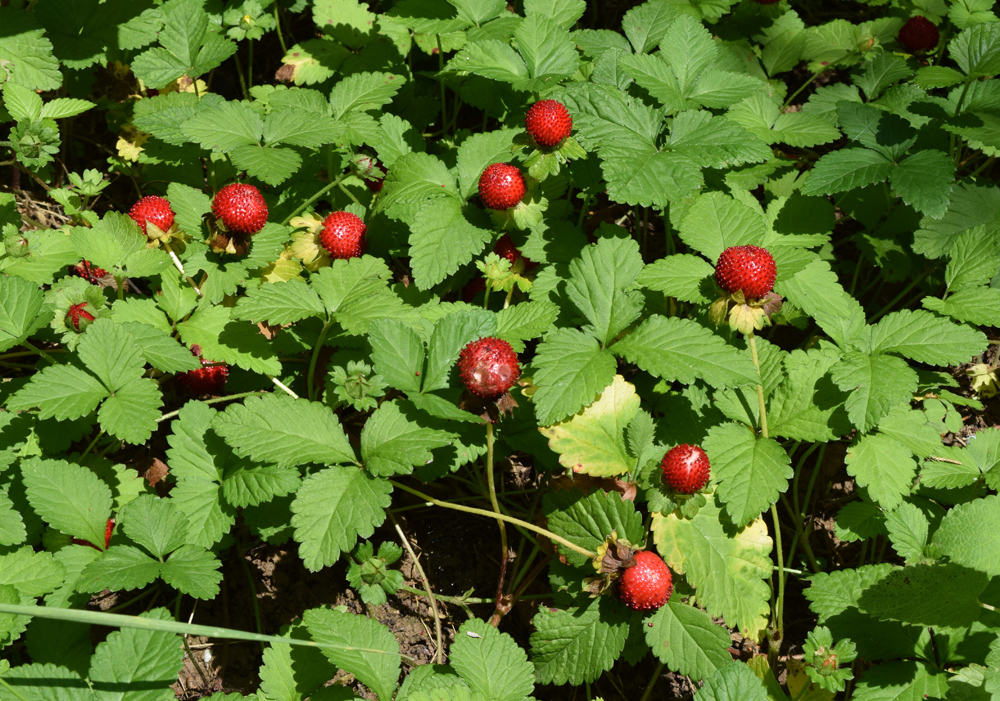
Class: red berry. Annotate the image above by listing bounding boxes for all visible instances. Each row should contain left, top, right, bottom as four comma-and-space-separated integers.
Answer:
128, 195, 174, 237
898, 16, 939, 52
65, 302, 96, 332
212, 183, 268, 235
72, 260, 107, 284
457, 337, 520, 398
104, 517, 115, 549
462, 277, 486, 303
617, 550, 673, 611
660, 444, 711, 495
478, 163, 525, 211
525, 99, 573, 148
179, 357, 229, 396
319, 211, 367, 260
494, 234, 537, 270
714, 245, 777, 301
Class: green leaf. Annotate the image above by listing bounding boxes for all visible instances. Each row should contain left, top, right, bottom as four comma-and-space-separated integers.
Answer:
694, 662, 769, 701
801, 148, 894, 196
0, 276, 46, 352
131, 3, 236, 88
71, 212, 170, 278
119, 495, 188, 559
514, 14, 580, 87
932, 494, 1000, 577
408, 199, 492, 290
542, 488, 644, 567
303, 607, 401, 701
495, 301, 559, 351
77, 319, 145, 392
532, 328, 617, 426
369, 319, 425, 394
539, 375, 639, 478
913, 181, 1000, 259
884, 503, 929, 564
180, 102, 262, 151
446, 39, 528, 84
159, 545, 223, 600
913, 65, 965, 89
852, 661, 949, 701
853, 52, 913, 100
21, 458, 111, 548
613, 316, 759, 389
230, 145, 301, 186
98, 377, 163, 445
119, 323, 201, 374
859, 563, 988, 628
213, 395, 356, 469
768, 348, 852, 442
88, 608, 184, 701
653, 495, 772, 638
830, 352, 918, 432
868, 309, 986, 365
945, 226, 1000, 292
2, 83, 43, 122
890, 150, 954, 219
233, 280, 325, 325
0, 9, 61, 90
79, 545, 161, 593
844, 434, 917, 510
949, 22, 1000, 77
311, 257, 407, 336
703, 423, 792, 529
259, 621, 338, 701
645, 601, 732, 680
622, 0, 679, 52
290, 466, 392, 571
360, 401, 455, 477
776, 259, 866, 349
6, 364, 108, 421
727, 93, 841, 149
637, 254, 715, 304
677, 191, 764, 262
40, 98, 94, 120
376, 152, 459, 210
0, 663, 89, 701
0, 491, 26, 547
0, 548, 64, 597
565, 237, 644, 346
529, 596, 629, 685
329, 71, 405, 118
450, 619, 534, 701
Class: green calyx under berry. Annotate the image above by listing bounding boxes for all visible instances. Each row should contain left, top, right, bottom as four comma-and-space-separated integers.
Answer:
65, 302, 96, 332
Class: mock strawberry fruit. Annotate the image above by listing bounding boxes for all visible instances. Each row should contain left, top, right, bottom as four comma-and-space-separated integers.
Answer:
212, 183, 268, 234
660, 444, 711, 494
319, 211, 367, 259
65, 302, 96, 332
617, 550, 673, 611
525, 99, 573, 148
478, 163, 526, 211
898, 16, 939, 52
179, 356, 229, 396
353, 153, 386, 192
494, 234, 537, 270
462, 276, 486, 303
72, 260, 107, 284
457, 337, 520, 398
714, 245, 777, 301
128, 195, 174, 237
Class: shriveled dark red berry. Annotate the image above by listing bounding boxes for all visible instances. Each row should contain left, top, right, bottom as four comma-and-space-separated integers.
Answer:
212, 183, 268, 235
494, 234, 537, 270
660, 444, 711, 495
478, 163, 526, 211
73, 260, 108, 284
525, 99, 573, 148
179, 357, 229, 396
457, 337, 520, 398
128, 195, 175, 237
898, 16, 939, 52
714, 245, 777, 301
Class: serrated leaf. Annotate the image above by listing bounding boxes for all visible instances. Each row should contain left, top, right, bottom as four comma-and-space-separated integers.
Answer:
21, 457, 111, 548
945, 226, 1000, 292
455, 128, 520, 201
852, 661, 949, 701
77, 318, 145, 392
653, 495, 772, 638
695, 662, 769, 701
542, 488, 643, 567
539, 375, 640, 478
377, 152, 459, 210
0, 491, 26, 547
360, 401, 455, 477
6, 364, 108, 421
88, 608, 184, 701
830, 352, 917, 432
290, 466, 392, 571
423, 309, 497, 393
776, 258, 866, 349
159, 545, 223, 600
0, 275, 45, 352
932, 494, 1000, 577
79, 545, 161, 593
98, 377, 162, 445
495, 301, 559, 350
890, 150, 954, 219
884, 503, 929, 564
678, 191, 765, 261
703, 423, 792, 528
303, 607, 401, 701
844, 434, 917, 510
409, 199, 492, 290
645, 602, 732, 680
613, 316, 759, 389
119, 495, 188, 559
565, 237, 644, 346
529, 596, 629, 685
233, 280, 325, 325
637, 254, 715, 304
768, 348, 852, 442
532, 328, 617, 426
213, 395, 356, 469
868, 309, 986, 366
450, 619, 534, 701
858, 563, 987, 628
801, 149, 894, 196
369, 319, 425, 394
180, 101, 262, 152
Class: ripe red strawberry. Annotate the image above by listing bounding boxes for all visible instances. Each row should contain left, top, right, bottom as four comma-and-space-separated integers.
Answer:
478, 163, 525, 211
72, 260, 107, 284
212, 183, 268, 235
128, 195, 174, 237
319, 211, 367, 259
660, 444, 711, 494
898, 16, 939, 52
617, 550, 673, 611
65, 302, 96, 332
525, 99, 573, 148
494, 234, 537, 271
714, 245, 777, 301
179, 356, 229, 396
457, 337, 520, 398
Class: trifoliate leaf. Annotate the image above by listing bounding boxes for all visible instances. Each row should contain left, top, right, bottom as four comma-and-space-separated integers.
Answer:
844, 434, 917, 510
830, 352, 918, 432
360, 401, 455, 477
565, 237, 644, 346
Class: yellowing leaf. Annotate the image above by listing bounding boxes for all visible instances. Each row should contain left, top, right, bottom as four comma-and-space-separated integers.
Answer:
786, 659, 834, 701
538, 375, 639, 476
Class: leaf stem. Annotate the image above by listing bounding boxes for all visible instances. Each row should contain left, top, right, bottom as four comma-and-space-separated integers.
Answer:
639, 661, 665, 701
281, 171, 349, 226
157, 391, 269, 423
869, 267, 931, 322
307, 321, 333, 401
19, 340, 59, 365
485, 422, 510, 625
389, 512, 443, 664
388, 480, 596, 559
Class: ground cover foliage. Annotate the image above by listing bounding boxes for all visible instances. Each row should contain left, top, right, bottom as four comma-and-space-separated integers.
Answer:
1, 0, 1000, 699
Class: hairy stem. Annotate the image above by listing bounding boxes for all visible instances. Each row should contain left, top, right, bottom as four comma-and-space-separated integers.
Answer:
389, 512, 443, 664
281, 172, 349, 225
307, 321, 333, 401
485, 422, 511, 624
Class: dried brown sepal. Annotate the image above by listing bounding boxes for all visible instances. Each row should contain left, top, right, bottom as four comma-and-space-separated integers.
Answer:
761, 291, 784, 318
592, 531, 638, 575
209, 231, 251, 255
458, 390, 519, 424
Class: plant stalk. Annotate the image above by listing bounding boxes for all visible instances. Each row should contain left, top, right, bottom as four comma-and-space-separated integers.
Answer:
485, 422, 511, 625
